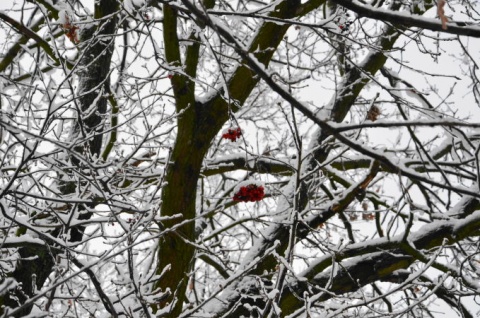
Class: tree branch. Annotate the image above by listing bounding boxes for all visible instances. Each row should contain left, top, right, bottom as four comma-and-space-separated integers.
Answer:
333, 0, 480, 38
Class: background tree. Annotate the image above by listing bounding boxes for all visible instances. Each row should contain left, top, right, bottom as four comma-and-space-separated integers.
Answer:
0, 0, 480, 317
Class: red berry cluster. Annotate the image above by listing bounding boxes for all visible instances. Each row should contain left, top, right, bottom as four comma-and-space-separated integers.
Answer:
222, 128, 242, 142
65, 24, 79, 43
233, 184, 265, 202
334, 12, 352, 33
62, 15, 79, 43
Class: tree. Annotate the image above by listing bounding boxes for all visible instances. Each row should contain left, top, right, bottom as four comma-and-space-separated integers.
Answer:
0, 0, 480, 316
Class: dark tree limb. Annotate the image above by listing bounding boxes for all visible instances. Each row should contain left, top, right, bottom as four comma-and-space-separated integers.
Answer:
333, 0, 480, 38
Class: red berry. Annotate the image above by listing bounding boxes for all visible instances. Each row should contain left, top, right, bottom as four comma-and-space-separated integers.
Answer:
233, 184, 265, 202
222, 127, 242, 142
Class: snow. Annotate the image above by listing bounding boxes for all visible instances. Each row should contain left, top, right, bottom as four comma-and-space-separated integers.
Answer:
194, 242, 281, 317
0, 278, 17, 296
2, 235, 45, 246
57, 9, 69, 25
1, 0, 479, 316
